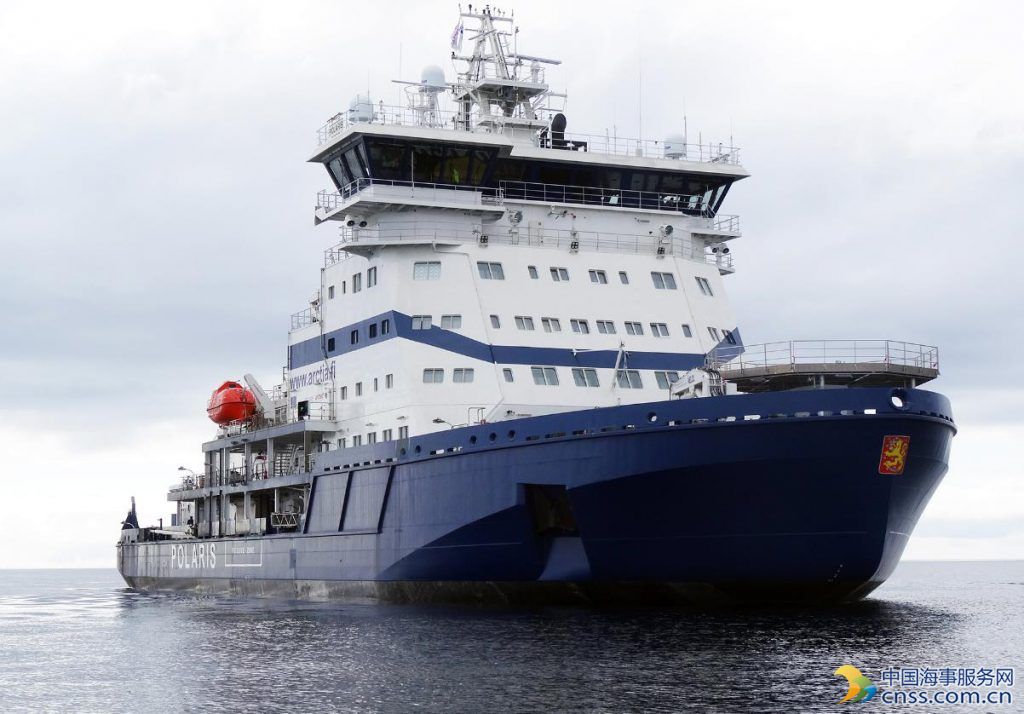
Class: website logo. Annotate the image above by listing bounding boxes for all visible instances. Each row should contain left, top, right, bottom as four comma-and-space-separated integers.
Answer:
835, 665, 878, 703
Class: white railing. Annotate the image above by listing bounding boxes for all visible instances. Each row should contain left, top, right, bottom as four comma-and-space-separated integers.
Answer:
714, 340, 940, 372
290, 306, 317, 330
326, 219, 736, 269
314, 103, 741, 165
317, 179, 503, 213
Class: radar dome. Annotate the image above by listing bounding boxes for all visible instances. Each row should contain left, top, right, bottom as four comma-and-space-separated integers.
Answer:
421, 65, 446, 90
663, 133, 687, 159
348, 93, 375, 123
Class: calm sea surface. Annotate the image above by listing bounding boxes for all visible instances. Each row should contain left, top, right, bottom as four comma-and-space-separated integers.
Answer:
0, 562, 1020, 713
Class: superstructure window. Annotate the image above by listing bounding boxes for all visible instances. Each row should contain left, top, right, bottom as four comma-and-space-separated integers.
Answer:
624, 321, 644, 336
531, 366, 560, 386
490, 314, 501, 329
328, 285, 335, 299
650, 323, 670, 337
413, 261, 441, 280
369, 323, 377, 338
618, 271, 629, 285
398, 426, 409, 440
367, 432, 377, 444
572, 368, 600, 387
550, 267, 569, 282
596, 320, 616, 334
724, 329, 738, 345
502, 368, 514, 382
453, 368, 475, 383
350, 329, 359, 345
385, 374, 394, 389
708, 327, 722, 341
655, 371, 680, 389
541, 317, 562, 333
340, 386, 348, 400
382, 429, 393, 442
352, 435, 362, 447
423, 368, 444, 383
327, 337, 335, 351
355, 381, 363, 396
373, 378, 379, 392
681, 324, 693, 338
367, 266, 377, 287
615, 369, 643, 389
477, 262, 505, 280
651, 272, 678, 290
695, 276, 714, 296
441, 314, 462, 329
411, 315, 432, 330
381, 318, 391, 335
528, 265, 539, 279
515, 315, 535, 331
589, 269, 608, 284
570, 319, 590, 334
352, 273, 363, 292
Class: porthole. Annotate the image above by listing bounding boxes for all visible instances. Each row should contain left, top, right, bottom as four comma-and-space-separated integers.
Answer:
414, 445, 422, 454
891, 388, 909, 410
489, 432, 497, 442
508, 430, 516, 440
647, 412, 658, 423
469, 435, 478, 445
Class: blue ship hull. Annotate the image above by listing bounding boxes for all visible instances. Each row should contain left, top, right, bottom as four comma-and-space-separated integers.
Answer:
118, 387, 954, 604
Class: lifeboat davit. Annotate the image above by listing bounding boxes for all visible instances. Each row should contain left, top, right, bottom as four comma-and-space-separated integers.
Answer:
206, 381, 257, 424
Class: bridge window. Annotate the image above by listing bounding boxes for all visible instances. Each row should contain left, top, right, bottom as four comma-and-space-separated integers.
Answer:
596, 320, 616, 334
615, 369, 643, 389
541, 317, 561, 333
572, 368, 600, 387
453, 368, 475, 383
411, 315, 432, 330
681, 324, 693, 338
589, 269, 608, 284
625, 321, 644, 336
423, 368, 444, 383
531, 367, 560, 386
650, 323, 669, 337
571, 319, 590, 334
651, 272, 677, 290
490, 314, 501, 329
503, 368, 514, 382
708, 327, 721, 341
695, 276, 714, 296
655, 371, 680, 389
550, 267, 569, 282
724, 329, 738, 345
528, 265, 539, 279
515, 316, 535, 331
477, 261, 505, 280
441, 314, 462, 329
413, 261, 441, 280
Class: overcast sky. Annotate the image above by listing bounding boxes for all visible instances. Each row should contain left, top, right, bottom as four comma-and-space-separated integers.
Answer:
1, 0, 1021, 568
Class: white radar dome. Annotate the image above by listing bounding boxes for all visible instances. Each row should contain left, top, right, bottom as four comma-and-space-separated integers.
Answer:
663, 133, 687, 159
421, 65, 447, 90
348, 94, 375, 123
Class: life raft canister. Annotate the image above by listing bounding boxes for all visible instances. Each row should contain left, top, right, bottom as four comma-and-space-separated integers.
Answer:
206, 380, 257, 424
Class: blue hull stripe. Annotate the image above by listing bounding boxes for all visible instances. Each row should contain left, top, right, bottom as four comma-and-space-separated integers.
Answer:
289, 310, 739, 371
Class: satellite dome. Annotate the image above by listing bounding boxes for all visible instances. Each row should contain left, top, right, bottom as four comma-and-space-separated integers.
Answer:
348, 93, 374, 123
663, 133, 687, 159
421, 65, 446, 90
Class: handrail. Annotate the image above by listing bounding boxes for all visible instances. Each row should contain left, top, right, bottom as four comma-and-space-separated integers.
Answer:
317, 178, 503, 212
500, 180, 722, 216
713, 340, 940, 372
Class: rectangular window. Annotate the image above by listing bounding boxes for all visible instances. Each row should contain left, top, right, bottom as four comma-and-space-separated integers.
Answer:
328, 285, 335, 299
589, 269, 608, 284
411, 315, 432, 330
695, 276, 714, 296
367, 266, 377, 288
327, 337, 336, 351
618, 271, 629, 285
352, 273, 362, 292
398, 426, 409, 440
550, 267, 570, 282
368, 323, 378, 338
708, 327, 721, 341
352, 435, 362, 447
350, 329, 359, 345
382, 429, 393, 442
413, 261, 441, 280
615, 369, 643, 389
681, 324, 693, 338
381, 318, 391, 335
355, 381, 363, 396
477, 261, 505, 280
440, 314, 462, 329
373, 377, 379, 392
570, 319, 590, 334
453, 368, 475, 383
515, 315, 535, 331
650, 323, 669, 337
338, 437, 347, 449
342, 280, 347, 294
651, 271, 677, 290
571, 367, 600, 387
624, 321, 644, 336
655, 370, 680, 389
385, 373, 394, 389
423, 368, 444, 383
340, 386, 348, 400
367, 432, 377, 444
724, 329, 738, 345
531, 366, 560, 386
528, 265, 539, 279
490, 314, 501, 329
502, 368, 514, 383
541, 317, 562, 333
596, 320, 616, 334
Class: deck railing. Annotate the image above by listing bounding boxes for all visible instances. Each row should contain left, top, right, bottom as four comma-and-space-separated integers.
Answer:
713, 340, 940, 372
317, 179, 503, 213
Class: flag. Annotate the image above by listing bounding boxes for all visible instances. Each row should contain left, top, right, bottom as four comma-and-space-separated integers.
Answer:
450, 21, 464, 51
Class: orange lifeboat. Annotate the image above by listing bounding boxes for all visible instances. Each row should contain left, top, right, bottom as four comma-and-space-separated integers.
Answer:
206, 381, 257, 424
